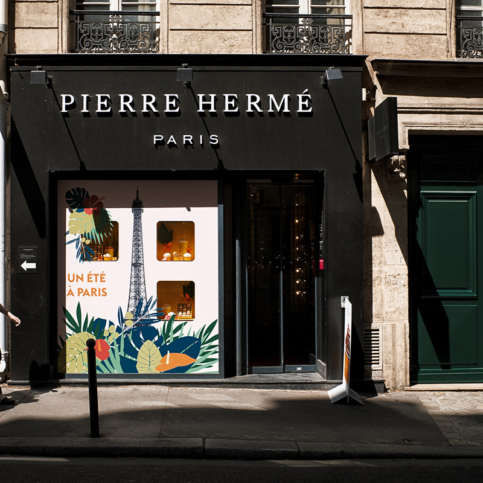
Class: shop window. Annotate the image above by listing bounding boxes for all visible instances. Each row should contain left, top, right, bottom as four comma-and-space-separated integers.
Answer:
157, 281, 195, 320
83, 221, 119, 261
264, 0, 352, 54
157, 222, 195, 261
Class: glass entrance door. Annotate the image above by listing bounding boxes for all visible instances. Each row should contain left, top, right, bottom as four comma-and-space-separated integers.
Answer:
246, 182, 318, 373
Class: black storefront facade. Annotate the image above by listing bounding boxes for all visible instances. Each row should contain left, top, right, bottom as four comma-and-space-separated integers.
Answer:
8, 54, 365, 386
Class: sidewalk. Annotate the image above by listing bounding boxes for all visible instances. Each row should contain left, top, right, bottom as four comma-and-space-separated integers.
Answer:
1, 385, 483, 460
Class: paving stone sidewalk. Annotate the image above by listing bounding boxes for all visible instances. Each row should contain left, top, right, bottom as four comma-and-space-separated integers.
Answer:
1, 385, 483, 459
414, 391, 483, 446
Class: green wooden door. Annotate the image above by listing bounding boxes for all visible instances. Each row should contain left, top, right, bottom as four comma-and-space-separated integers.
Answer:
410, 144, 483, 383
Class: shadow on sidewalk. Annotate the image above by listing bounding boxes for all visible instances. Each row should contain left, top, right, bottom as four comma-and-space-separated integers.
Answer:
0, 387, 58, 412
0, 388, 452, 447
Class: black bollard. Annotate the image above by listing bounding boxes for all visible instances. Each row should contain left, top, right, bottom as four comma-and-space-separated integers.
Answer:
86, 338, 100, 438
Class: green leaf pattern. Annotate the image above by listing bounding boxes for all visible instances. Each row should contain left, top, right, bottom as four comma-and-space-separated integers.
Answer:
58, 332, 93, 374
136, 341, 162, 374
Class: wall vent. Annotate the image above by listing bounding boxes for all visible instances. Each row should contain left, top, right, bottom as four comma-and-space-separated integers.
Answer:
364, 327, 381, 368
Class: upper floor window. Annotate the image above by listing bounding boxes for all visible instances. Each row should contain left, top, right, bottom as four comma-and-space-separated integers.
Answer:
264, 0, 352, 54
72, 0, 159, 53
457, 0, 483, 57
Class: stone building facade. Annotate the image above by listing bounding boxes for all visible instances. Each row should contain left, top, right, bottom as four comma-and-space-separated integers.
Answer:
3, 0, 483, 390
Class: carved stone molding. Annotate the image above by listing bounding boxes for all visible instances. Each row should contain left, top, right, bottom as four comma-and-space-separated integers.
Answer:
386, 155, 406, 181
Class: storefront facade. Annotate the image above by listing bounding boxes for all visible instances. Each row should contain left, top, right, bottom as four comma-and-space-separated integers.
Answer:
8, 54, 365, 385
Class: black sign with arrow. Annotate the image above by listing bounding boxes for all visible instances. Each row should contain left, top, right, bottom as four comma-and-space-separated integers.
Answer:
19, 246, 38, 274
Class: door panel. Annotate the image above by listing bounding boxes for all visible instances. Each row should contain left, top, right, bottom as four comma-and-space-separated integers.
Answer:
418, 303, 478, 365
246, 181, 317, 372
420, 191, 477, 297
247, 184, 282, 369
281, 186, 316, 366
410, 144, 483, 383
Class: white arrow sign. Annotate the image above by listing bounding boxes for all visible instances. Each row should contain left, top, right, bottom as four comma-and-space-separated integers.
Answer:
21, 260, 37, 271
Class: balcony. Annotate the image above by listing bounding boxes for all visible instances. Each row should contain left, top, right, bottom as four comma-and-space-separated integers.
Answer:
264, 14, 352, 54
71, 10, 159, 53
457, 16, 483, 58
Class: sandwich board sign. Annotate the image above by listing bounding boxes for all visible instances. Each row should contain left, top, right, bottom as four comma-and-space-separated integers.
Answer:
328, 296, 363, 405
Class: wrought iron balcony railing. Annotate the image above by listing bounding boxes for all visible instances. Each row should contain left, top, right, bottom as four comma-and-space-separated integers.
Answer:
457, 16, 483, 58
264, 14, 352, 54
71, 10, 159, 53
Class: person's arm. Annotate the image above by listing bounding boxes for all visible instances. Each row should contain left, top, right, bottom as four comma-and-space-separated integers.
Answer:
0, 303, 21, 326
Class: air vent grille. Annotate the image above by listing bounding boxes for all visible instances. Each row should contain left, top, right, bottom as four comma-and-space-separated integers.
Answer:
364, 327, 381, 367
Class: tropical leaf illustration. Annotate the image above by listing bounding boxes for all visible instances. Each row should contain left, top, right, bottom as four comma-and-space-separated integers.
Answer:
63, 303, 95, 335
156, 351, 197, 373
59, 296, 219, 375
66, 235, 95, 262
186, 320, 219, 374
58, 332, 93, 373
136, 340, 162, 373
83, 209, 115, 245
65, 188, 114, 262
66, 187, 89, 210
97, 330, 124, 374
68, 210, 95, 236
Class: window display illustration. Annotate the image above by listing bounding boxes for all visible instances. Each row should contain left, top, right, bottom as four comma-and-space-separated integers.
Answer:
157, 222, 195, 261
127, 190, 147, 315
58, 181, 219, 375
64, 187, 118, 262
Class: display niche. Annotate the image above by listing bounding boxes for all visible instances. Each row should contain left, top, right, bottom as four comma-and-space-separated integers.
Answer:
82, 221, 119, 261
156, 222, 195, 261
157, 281, 195, 320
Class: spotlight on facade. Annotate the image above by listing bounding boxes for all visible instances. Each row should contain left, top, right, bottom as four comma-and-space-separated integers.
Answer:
322, 67, 343, 86
177, 64, 193, 85
30, 66, 49, 85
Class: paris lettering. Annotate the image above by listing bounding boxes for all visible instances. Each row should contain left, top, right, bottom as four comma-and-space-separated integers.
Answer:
67, 272, 107, 297
153, 134, 219, 147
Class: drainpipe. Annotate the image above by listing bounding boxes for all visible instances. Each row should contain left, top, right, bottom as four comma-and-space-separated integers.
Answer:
0, 0, 8, 375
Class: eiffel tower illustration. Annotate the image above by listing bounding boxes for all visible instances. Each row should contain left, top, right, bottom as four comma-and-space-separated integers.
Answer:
127, 189, 147, 315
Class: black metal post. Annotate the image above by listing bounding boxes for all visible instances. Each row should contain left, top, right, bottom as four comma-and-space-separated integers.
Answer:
86, 338, 100, 438
235, 184, 243, 376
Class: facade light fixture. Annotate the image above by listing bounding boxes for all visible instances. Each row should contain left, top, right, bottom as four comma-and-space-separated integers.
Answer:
322, 67, 343, 86
30, 66, 49, 85
177, 64, 193, 85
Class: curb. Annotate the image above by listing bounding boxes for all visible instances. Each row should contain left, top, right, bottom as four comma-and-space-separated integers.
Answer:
1, 438, 483, 460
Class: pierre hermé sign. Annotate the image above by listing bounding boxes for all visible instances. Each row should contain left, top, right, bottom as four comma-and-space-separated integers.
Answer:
11, 58, 364, 171
59, 91, 313, 148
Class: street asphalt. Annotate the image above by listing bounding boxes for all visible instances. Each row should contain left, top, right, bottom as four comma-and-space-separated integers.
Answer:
1, 385, 483, 460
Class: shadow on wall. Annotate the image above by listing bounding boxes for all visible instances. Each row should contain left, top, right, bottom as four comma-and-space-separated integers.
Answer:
363, 154, 409, 386
10, 120, 46, 238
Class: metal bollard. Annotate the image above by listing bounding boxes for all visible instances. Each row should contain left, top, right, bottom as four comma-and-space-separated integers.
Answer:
86, 338, 100, 437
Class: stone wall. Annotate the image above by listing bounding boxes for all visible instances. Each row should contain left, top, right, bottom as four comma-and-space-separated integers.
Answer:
9, 0, 460, 57
363, 0, 453, 60
363, 152, 409, 390
10, 0, 61, 54
167, 0, 260, 54
8, 0, 261, 54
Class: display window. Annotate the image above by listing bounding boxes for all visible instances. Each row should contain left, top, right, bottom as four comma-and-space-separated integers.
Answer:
157, 281, 195, 320
157, 222, 195, 261
57, 180, 219, 376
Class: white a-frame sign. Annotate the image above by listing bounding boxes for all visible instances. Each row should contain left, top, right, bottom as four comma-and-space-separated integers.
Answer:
328, 296, 363, 405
